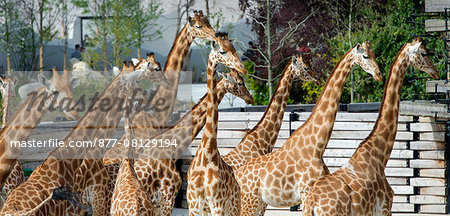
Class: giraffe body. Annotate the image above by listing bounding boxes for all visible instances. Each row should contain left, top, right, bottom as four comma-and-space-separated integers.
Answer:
302, 39, 440, 216
235, 42, 382, 216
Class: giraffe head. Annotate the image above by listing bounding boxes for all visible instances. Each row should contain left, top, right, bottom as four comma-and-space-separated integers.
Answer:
119, 58, 171, 95
218, 69, 254, 104
187, 10, 215, 40
39, 68, 80, 120
404, 38, 440, 79
291, 54, 321, 84
350, 41, 383, 81
210, 32, 247, 75
140, 53, 171, 89
0, 76, 18, 100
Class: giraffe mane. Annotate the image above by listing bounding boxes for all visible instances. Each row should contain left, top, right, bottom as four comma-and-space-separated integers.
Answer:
361, 42, 409, 143
245, 59, 292, 135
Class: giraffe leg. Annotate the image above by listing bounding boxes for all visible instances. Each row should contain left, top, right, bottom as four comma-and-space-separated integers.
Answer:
186, 184, 205, 216
157, 163, 182, 216
158, 175, 182, 216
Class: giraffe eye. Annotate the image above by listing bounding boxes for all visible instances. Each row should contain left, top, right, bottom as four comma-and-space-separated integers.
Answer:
363, 55, 369, 59
238, 82, 243, 86
195, 25, 202, 29
52, 90, 59, 94
421, 53, 428, 57
220, 51, 227, 55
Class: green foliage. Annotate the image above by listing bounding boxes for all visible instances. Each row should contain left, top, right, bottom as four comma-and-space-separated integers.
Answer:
130, 0, 163, 58
243, 61, 270, 105
302, 0, 445, 104
301, 81, 323, 104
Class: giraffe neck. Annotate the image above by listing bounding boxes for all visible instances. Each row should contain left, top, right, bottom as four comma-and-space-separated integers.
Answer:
149, 24, 194, 125
137, 79, 229, 160
354, 48, 409, 168
197, 60, 219, 160
246, 63, 295, 151
0, 87, 52, 186
46, 76, 128, 183
1, 87, 11, 128
285, 52, 353, 159
124, 114, 136, 166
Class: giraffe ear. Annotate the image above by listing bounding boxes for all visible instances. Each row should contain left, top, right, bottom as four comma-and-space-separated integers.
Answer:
113, 66, 120, 76
292, 55, 298, 65
38, 74, 50, 88
12, 76, 18, 85
131, 58, 140, 66
410, 42, 421, 53
217, 71, 232, 81
211, 40, 219, 50
70, 78, 81, 88
356, 43, 365, 53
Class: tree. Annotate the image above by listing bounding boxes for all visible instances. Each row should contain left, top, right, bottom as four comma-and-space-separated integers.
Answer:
305, 0, 445, 104
0, 0, 17, 75
60, 0, 76, 69
131, 0, 163, 59
108, 0, 134, 66
172, 0, 195, 40
239, 0, 316, 100
73, 0, 111, 73
34, 0, 62, 74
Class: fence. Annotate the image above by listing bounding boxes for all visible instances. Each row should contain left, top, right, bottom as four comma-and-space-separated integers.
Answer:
20, 102, 448, 214
175, 105, 448, 214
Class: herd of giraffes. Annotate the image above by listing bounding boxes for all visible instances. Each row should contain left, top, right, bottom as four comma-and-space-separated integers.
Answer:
0, 10, 441, 216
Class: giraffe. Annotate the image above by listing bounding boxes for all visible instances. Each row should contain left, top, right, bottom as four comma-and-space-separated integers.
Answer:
234, 41, 383, 216
0, 76, 24, 208
102, 69, 254, 216
102, 7, 217, 183
186, 32, 246, 216
0, 68, 80, 189
302, 39, 439, 216
128, 39, 249, 216
110, 98, 154, 216
75, 57, 168, 216
222, 53, 320, 171
68, 59, 170, 216
0, 61, 167, 215
129, 10, 216, 139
